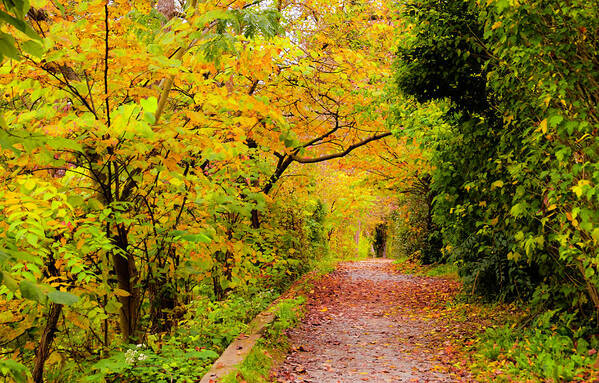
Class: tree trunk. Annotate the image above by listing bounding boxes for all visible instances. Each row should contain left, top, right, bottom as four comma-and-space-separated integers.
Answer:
32, 249, 64, 383
32, 303, 62, 383
149, 271, 177, 333
577, 261, 599, 324
251, 209, 260, 229
355, 220, 361, 255
112, 251, 139, 341
212, 264, 225, 301
156, 0, 177, 20
211, 249, 234, 301
108, 223, 140, 341
252, 156, 294, 229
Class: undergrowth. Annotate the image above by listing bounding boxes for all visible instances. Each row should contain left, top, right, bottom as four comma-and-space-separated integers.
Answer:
78, 250, 338, 383
222, 296, 306, 383
82, 289, 279, 383
394, 256, 458, 279
394, 257, 599, 382
470, 310, 599, 382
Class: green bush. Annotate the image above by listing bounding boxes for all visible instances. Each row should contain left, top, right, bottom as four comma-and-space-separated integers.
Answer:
388, 192, 443, 264
474, 311, 599, 382
82, 290, 277, 383
392, 0, 599, 319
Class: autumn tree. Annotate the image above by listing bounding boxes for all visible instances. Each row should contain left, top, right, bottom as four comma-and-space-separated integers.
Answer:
0, 0, 398, 381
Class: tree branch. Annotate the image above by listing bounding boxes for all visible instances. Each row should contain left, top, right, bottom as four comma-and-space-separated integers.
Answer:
290, 132, 391, 164
104, 2, 111, 127
300, 117, 340, 148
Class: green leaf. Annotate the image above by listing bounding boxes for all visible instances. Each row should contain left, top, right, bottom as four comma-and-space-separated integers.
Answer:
105, 299, 122, 314
143, 112, 156, 124
189, 348, 219, 359
0, 32, 19, 59
91, 354, 129, 374
0, 359, 28, 383
21, 39, 44, 57
494, 0, 509, 12
0, 113, 7, 129
47, 290, 79, 306
0, 9, 27, 33
67, 195, 85, 208
1, 271, 18, 292
140, 97, 158, 114
171, 230, 213, 243
510, 203, 527, 218
19, 280, 44, 302
548, 114, 563, 127
180, 233, 212, 243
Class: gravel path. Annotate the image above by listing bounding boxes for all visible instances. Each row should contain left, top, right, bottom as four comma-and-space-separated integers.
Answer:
272, 259, 466, 383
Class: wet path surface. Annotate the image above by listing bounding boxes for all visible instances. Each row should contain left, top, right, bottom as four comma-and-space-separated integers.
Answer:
272, 260, 468, 383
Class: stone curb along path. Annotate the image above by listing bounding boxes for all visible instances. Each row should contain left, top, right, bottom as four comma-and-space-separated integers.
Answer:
199, 309, 276, 383
200, 271, 322, 383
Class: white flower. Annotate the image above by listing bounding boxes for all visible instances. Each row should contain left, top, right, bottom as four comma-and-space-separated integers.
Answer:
124, 348, 148, 364
125, 349, 137, 365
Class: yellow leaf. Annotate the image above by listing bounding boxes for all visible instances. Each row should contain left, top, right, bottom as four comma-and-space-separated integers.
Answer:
491, 21, 502, 30
69, 316, 89, 330
114, 288, 131, 297
539, 119, 548, 134
23, 178, 36, 191
507, 252, 521, 261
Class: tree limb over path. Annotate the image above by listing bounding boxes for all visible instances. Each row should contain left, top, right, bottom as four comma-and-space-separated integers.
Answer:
252, 130, 392, 228
291, 132, 392, 164
262, 131, 392, 196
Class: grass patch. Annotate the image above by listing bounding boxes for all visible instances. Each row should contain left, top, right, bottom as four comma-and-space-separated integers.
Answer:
393, 257, 458, 279
221, 346, 272, 383
423, 262, 458, 278
309, 251, 338, 276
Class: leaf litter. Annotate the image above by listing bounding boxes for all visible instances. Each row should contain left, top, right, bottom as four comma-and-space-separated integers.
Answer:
272, 259, 483, 383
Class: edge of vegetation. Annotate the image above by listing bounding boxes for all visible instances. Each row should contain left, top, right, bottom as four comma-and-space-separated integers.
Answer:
203, 254, 339, 383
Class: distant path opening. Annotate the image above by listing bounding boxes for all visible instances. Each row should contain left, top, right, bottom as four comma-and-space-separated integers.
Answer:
273, 259, 468, 383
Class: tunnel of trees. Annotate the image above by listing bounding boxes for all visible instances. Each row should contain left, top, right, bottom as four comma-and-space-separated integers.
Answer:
0, 0, 598, 381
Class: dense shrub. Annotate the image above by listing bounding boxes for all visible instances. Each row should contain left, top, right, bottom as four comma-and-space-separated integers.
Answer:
392, 0, 599, 319
388, 184, 444, 264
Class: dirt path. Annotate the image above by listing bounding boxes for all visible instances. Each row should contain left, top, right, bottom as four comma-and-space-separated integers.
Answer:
272, 259, 470, 383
